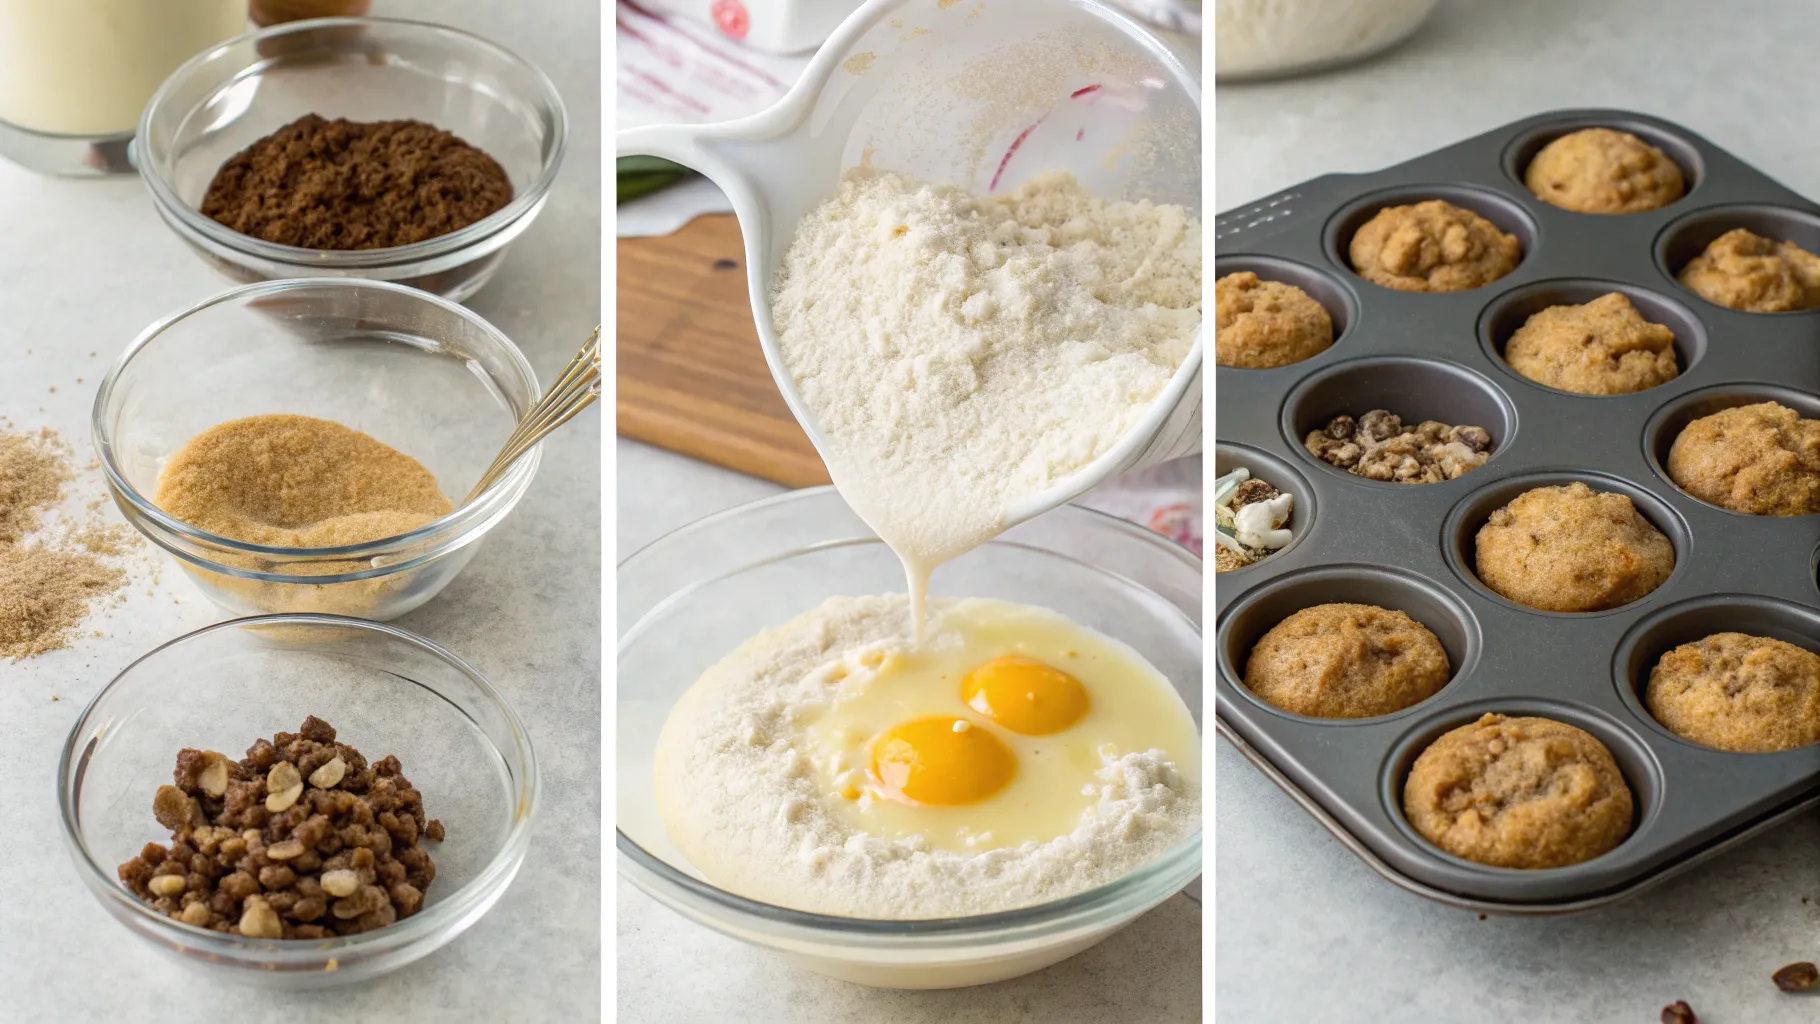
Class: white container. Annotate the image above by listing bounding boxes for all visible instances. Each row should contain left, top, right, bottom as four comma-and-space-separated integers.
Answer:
1215, 0, 1440, 81
0, 0, 246, 175
642, 0, 863, 55
618, 0, 1204, 533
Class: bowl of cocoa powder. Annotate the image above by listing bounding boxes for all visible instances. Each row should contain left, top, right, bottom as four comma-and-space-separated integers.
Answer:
92, 277, 542, 620
58, 614, 537, 987
135, 17, 567, 302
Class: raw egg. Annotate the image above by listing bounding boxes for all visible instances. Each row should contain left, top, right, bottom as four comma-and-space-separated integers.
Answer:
804, 597, 1199, 853
870, 716, 1015, 805
962, 656, 1089, 735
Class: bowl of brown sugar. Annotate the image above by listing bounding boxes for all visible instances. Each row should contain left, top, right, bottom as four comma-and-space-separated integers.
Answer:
92, 278, 541, 619
135, 17, 568, 302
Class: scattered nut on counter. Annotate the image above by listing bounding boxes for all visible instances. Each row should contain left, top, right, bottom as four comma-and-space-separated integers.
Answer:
1305, 410, 1493, 484
117, 716, 444, 939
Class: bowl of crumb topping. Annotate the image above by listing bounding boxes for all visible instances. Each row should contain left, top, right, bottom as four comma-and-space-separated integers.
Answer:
136, 16, 568, 302
93, 277, 541, 620
58, 614, 537, 988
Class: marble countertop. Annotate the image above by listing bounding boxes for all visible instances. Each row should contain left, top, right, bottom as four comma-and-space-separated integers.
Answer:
1218, 0, 1820, 1020
613, 439, 1204, 1022
0, 0, 601, 1019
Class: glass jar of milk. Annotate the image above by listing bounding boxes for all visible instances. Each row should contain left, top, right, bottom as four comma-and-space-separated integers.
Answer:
0, 0, 246, 175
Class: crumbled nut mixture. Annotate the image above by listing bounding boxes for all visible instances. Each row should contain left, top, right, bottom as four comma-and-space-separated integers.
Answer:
117, 717, 444, 939
1774, 961, 1818, 992
1304, 410, 1493, 484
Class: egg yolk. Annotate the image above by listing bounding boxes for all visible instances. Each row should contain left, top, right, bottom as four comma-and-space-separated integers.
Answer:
870, 717, 1015, 806
961, 656, 1089, 735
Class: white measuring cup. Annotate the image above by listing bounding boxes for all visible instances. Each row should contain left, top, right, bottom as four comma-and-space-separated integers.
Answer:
618, 0, 1203, 528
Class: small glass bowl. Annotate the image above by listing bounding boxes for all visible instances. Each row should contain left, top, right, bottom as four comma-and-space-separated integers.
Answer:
92, 277, 540, 621
135, 17, 568, 302
59, 615, 538, 989
617, 488, 1202, 988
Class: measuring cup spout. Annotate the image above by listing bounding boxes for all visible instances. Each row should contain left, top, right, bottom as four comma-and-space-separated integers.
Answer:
617, 124, 746, 201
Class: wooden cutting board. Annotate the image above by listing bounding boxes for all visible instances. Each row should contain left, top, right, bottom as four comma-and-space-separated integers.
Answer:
615, 213, 831, 487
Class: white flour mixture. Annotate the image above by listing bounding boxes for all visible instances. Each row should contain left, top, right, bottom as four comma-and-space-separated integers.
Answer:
653, 595, 1200, 919
771, 168, 1202, 628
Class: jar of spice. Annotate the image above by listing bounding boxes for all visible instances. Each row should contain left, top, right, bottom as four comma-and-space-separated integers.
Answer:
0, 0, 248, 176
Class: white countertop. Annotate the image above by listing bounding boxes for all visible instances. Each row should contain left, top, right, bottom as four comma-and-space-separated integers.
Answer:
1218, 0, 1820, 1020
614, 439, 1204, 1021
0, 0, 601, 1018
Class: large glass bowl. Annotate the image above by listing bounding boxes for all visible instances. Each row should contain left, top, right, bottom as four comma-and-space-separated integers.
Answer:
617, 487, 1202, 988
92, 278, 540, 621
135, 16, 568, 302
58, 615, 538, 989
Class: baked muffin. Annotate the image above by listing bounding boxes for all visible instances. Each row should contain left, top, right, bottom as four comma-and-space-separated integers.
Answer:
1474, 482, 1675, 612
1348, 200, 1521, 293
1646, 632, 1820, 752
1404, 713, 1633, 869
1678, 228, 1820, 312
1503, 292, 1679, 395
1524, 128, 1685, 214
1215, 271, 1334, 369
1243, 602, 1450, 718
1666, 401, 1820, 515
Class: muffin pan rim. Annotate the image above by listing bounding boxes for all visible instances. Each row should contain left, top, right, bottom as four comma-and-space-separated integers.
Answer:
1216, 106, 1820, 911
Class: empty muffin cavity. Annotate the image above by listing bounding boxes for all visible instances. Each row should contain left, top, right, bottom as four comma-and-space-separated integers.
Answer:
1443, 471, 1688, 615
1326, 185, 1536, 293
1615, 595, 1820, 753
1480, 280, 1706, 396
1658, 205, 1820, 313
1217, 565, 1479, 723
1283, 357, 1516, 486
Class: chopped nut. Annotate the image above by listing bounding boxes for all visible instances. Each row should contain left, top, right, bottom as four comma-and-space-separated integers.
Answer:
321, 869, 360, 898
267, 761, 302, 794
197, 754, 232, 798
148, 874, 188, 897
266, 783, 304, 813
309, 756, 347, 790
238, 896, 283, 940
1774, 962, 1818, 992
266, 839, 306, 861
152, 786, 194, 831
178, 901, 213, 927
1661, 1001, 1697, 1024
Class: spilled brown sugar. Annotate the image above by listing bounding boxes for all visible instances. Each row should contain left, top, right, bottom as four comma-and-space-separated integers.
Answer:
0, 427, 137, 660
198, 114, 514, 250
0, 428, 73, 542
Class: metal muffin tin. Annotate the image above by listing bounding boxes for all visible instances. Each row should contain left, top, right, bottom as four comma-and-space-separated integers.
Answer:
1215, 109, 1820, 913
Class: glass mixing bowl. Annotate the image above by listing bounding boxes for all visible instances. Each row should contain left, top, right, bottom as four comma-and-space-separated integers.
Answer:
136, 16, 568, 302
59, 615, 538, 989
93, 278, 540, 621
617, 487, 1202, 988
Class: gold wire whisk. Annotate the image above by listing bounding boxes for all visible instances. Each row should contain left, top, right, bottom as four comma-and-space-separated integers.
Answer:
465, 326, 601, 504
